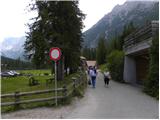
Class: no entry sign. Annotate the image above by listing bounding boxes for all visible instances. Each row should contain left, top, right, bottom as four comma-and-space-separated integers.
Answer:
49, 47, 61, 61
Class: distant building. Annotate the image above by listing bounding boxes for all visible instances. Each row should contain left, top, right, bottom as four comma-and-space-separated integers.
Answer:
86, 61, 97, 68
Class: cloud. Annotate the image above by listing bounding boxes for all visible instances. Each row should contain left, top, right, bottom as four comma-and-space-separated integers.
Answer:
0, 0, 37, 43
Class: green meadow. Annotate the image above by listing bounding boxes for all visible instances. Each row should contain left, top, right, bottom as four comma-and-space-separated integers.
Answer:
1, 69, 80, 112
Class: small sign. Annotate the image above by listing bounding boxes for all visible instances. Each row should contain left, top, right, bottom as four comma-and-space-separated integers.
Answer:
49, 47, 61, 61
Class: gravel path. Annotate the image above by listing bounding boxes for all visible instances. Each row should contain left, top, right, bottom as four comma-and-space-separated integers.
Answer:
2, 72, 159, 119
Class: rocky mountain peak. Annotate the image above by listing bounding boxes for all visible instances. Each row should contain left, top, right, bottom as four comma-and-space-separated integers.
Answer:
83, 1, 159, 48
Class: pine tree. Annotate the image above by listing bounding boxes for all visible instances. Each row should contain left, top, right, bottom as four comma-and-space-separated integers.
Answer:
96, 37, 107, 65
81, 47, 96, 60
24, 1, 85, 79
107, 22, 136, 53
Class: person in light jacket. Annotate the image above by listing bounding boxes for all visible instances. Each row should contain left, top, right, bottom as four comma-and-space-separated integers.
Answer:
103, 71, 111, 87
90, 66, 97, 88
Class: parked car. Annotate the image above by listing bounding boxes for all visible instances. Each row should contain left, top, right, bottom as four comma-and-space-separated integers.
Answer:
9, 71, 20, 76
1, 71, 20, 77
8, 71, 15, 75
1, 72, 12, 77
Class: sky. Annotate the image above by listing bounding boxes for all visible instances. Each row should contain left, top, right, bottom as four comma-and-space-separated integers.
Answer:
79, 0, 126, 31
0, 0, 137, 44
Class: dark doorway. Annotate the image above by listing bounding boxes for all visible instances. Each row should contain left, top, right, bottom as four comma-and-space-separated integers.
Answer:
135, 54, 149, 85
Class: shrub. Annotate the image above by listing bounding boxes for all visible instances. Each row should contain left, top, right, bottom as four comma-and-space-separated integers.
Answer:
107, 50, 124, 82
144, 35, 159, 99
99, 64, 108, 72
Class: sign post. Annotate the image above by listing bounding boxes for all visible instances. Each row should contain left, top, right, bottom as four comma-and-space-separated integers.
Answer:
49, 47, 61, 106
54, 61, 57, 106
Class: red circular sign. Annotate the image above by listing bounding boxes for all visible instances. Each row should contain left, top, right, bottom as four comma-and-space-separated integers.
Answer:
49, 47, 61, 61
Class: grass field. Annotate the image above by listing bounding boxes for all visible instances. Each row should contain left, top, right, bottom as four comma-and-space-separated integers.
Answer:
17, 69, 51, 76
1, 76, 53, 94
1, 69, 82, 112
2, 69, 54, 94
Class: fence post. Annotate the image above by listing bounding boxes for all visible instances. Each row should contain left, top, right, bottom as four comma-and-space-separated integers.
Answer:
63, 85, 67, 97
61, 85, 67, 104
14, 91, 20, 109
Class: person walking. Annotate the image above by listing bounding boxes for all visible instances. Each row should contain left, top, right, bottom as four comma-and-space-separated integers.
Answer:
88, 66, 92, 85
90, 66, 97, 88
103, 71, 110, 87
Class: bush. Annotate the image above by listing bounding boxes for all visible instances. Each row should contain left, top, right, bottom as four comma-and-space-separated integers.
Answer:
107, 50, 124, 82
144, 35, 159, 99
99, 64, 108, 72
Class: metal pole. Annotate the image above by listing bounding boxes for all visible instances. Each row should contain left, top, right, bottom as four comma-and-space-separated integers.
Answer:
55, 61, 57, 106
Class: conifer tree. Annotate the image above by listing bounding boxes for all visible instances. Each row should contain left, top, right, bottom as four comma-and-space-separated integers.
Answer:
24, 1, 85, 79
96, 37, 107, 65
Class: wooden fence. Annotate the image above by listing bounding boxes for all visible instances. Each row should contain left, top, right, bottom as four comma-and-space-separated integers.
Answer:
1, 72, 87, 108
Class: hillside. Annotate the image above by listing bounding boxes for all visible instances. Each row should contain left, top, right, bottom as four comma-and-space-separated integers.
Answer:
83, 1, 159, 48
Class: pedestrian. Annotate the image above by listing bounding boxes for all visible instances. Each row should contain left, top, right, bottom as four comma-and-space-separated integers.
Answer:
88, 66, 92, 85
90, 66, 97, 88
103, 71, 110, 87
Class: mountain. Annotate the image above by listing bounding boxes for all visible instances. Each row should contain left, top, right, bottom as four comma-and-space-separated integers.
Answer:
83, 1, 159, 48
0, 36, 26, 60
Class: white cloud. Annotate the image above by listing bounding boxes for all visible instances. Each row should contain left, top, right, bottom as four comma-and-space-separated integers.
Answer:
0, 0, 37, 43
